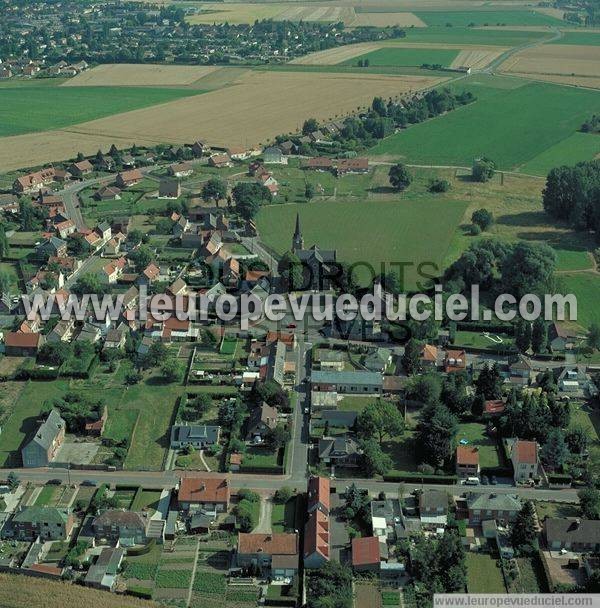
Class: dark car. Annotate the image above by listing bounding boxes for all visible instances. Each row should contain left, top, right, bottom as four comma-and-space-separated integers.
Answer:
46, 479, 62, 485
81, 480, 97, 487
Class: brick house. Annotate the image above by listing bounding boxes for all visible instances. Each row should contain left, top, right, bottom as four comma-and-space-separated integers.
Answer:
236, 533, 299, 578
178, 476, 230, 513
9, 506, 74, 541
510, 439, 540, 483
456, 445, 480, 479
21, 409, 65, 468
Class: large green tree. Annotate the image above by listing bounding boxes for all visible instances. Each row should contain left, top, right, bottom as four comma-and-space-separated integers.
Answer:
355, 399, 404, 446
388, 163, 412, 191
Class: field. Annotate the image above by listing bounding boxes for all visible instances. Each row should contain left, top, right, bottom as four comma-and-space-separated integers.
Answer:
64, 64, 218, 87
551, 31, 600, 46
415, 10, 564, 27
401, 26, 551, 46
520, 132, 600, 177
350, 12, 426, 27
257, 196, 467, 288
466, 553, 506, 593
501, 44, 600, 85
0, 572, 159, 608
456, 423, 502, 468
370, 76, 600, 171
344, 47, 460, 68
0, 85, 200, 137
558, 273, 600, 329
0, 70, 444, 172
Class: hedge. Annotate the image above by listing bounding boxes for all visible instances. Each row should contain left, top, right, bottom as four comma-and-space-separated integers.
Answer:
480, 466, 513, 478
382, 473, 458, 484
126, 538, 156, 556
127, 587, 153, 600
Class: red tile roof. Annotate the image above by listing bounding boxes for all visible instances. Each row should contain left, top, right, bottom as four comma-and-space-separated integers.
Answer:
456, 445, 479, 466
5, 332, 41, 348
238, 533, 298, 556
484, 400, 505, 415
352, 536, 380, 567
420, 344, 438, 362
304, 508, 329, 560
178, 476, 229, 504
514, 440, 538, 464
307, 476, 329, 513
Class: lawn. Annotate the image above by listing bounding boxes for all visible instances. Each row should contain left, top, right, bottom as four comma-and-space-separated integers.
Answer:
535, 501, 580, 521
454, 330, 513, 350
0, 86, 202, 136
466, 552, 507, 593
271, 497, 297, 533
257, 197, 468, 288
415, 10, 564, 27
510, 557, 547, 593
337, 396, 377, 412
344, 47, 459, 68
370, 77, 600, 171
456, 423, 502, 468
34, 485, 57, 506
558, 272, 600, 329
569, 402, 600, 476
520, 132, 600, 177
0, 262, 20, 291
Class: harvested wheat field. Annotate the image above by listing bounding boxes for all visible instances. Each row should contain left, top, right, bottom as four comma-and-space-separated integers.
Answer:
506, 72, 600, 89
275, 5, 356, 23
349, 12, 426, 27
0, 71, 446, 172
501, 44, 600, 79
63, 63, 218, 87
0, 573, 157, 608
451, 48, 506, 69
292, 41, 505, 65
185, 2, 288, 23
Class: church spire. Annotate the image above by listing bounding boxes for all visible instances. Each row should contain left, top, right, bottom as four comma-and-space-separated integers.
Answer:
292, 212, 304, 252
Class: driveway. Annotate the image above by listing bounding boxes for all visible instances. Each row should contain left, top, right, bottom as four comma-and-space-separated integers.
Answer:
253, 496, 273, 534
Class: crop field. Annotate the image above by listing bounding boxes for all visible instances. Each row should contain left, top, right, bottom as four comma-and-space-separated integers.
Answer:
558, 272, 600, 329
401, 27, 550, 46
64, 63, 218, 87
350, 12, 426, 27
501, 44, 600, 83
257, 197, 467, 288
345, 47, 460, 67
275, 5, 356, 23
186, 2, 290, 24
415, 9, 564, 27
370, 76, 600, 170
0, 71, 444, 173
0, 85, 200, 137
0, 573, 159, 608
551, 31, 600, 45
520, 132, 600, 177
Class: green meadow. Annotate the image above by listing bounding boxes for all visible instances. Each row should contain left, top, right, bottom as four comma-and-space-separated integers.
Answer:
520, 132, 600, 176
551, 31, 600, 45
0, 85, 202, 137
415, 10, 564, 27
402, 27, 551, 46
257, 197, 467, 289
370, 76, 600, 170
344, 47, 459, 68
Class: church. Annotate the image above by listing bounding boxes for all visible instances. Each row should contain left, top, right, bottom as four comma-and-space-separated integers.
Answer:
291, 213, 338, 290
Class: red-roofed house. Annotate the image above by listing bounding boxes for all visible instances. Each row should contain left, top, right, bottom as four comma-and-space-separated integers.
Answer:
352, 536, 382, 572
444, 349, 467, 373
419, 344, 439, 369
99, 257, 126, 284
178, 475, 230, 512
4, 332, 44, 356
456, 446, 480, 479
139, 263, 160, 286
304, 476, 330, 568
510, 439, 539, 483
236, 533, 299, 579
115, 169, 143, 189
484, 400, 505, 417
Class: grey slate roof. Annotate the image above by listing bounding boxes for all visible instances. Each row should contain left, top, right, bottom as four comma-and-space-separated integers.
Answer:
28, 409, 64, 452
318, 436, 359, 459
171, 424, 220, 444
467, 493, 522, 512
321, 410, 358, 428
545, 518, 600, 545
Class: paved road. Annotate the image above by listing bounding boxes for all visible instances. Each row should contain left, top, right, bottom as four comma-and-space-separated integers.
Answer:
288, 332, 310, 485
0, 467, 580, 503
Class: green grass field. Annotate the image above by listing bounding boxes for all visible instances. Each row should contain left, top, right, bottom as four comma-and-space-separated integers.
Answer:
520, 132, 600, 177
551, 32, 600, 45
554, 248, 593, 272
415, 10, 563, 27
370, 77, 600, 171
344, 47, 459, 68
402, 27, 550, 46
466, 553, 506, 593
257, 197, 467, 288
558, 272, 600, 329
0, 86, 201, 137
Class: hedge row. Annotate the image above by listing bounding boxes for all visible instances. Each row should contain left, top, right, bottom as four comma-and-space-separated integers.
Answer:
382, 473, 458, 484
